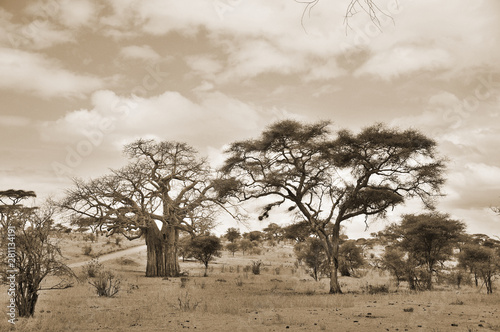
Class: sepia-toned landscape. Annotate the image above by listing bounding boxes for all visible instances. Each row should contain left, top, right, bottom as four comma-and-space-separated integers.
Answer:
1, 230, 500, 332
1, 0, 500, 331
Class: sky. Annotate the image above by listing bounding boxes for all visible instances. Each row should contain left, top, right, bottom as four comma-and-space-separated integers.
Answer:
0, 0, 499, 238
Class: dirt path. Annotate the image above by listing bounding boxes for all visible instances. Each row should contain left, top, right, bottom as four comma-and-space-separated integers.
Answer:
68, 245, 147, 268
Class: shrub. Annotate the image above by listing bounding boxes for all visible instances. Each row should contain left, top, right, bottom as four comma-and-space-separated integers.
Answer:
177, 292, 200, 311
82, 244, 93, 256
89, 270, 121, 297
252, 260, 262, 275
180, 277, 190, 288
115, 237, 122, 246
83, 258, 102, 278
119, 258, 137, 266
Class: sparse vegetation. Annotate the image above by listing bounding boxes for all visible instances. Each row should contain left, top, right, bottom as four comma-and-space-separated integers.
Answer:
83, 258, 102, 278
88, 270, 121, 297
252, 260, 263, 275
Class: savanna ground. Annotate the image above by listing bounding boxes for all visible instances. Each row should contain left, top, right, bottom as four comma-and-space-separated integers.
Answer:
1, 235, 499, 332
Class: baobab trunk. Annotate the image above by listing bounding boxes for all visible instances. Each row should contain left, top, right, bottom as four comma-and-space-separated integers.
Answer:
144, 223, 179, 277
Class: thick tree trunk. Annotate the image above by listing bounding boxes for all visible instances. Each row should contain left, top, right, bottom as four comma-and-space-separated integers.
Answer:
329, 256, 342, 294
328, 223, 342, 294
145, 223, 179, 277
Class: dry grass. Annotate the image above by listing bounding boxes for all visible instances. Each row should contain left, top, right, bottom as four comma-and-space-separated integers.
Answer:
1, 241, 499, 331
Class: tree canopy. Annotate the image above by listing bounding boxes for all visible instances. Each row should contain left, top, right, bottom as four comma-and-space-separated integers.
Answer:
222, 119, 446, 293
379, 212, 466, 290
62, 139, 232, 277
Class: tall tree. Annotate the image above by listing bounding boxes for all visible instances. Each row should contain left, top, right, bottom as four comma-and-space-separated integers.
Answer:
222, 120, 445, 293
62, 139, 231, 277
380, 213, 466, 290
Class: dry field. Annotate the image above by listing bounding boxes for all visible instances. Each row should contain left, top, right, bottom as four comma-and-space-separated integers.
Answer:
1, 238, 499, 332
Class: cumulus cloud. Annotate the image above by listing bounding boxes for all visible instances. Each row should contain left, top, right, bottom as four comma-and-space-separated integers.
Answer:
0, 48, 104, 98
38, 89, 300, 156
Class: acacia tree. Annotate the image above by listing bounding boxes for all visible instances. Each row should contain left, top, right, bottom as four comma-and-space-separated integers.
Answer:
188, 235, 223, 277
283, 221, 313, 243
222, 120, 445, 293
459, 243, 499, 294
379, 213, 466, 290
294, 237, 329, 281
62, 139, 232, 277
225, 227, 241, 243
263, 223, 284, 243
0, 190, 37, 237
338, 240, 365, 277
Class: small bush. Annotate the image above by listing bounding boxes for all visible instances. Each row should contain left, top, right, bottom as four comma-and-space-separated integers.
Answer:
177, 292, 200, 311
82, 245, 93, 256
180, 277, 190, 288
119, 258, 137, 266
83, 258, 102, 278
115, 237, 122, 246
89, 271, 121, 297
235, 277, 243, 287
252, 260, 262, 275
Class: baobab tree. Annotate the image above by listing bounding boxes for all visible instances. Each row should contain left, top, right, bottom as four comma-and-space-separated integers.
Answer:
62, 139, 234, 277
222, 120, 445, 293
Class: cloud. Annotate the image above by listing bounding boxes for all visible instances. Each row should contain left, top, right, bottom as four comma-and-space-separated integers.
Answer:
119, 45, 161, 61
390, 93, 500, 211
0, 47, 104, 98
24, 0, 98, 28
38, 89, 300, 154
0, 9, 74, 50
185, 55, 223, 80
355, 47, 452, 80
